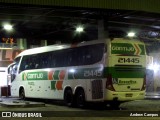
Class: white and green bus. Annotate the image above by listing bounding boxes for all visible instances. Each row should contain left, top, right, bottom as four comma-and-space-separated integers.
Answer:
8, 38, 146, 108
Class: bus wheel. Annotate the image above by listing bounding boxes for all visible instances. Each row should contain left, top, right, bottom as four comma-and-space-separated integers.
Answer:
64, 89, 74, 107
19, 88, 25, 100
76, 89, 85, 108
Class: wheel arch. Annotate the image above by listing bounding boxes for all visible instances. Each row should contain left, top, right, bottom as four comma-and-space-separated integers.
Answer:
74, 86, 85, 98
19, 86, 24, 92
19, 85, 25, 99
19, 86, 25, 96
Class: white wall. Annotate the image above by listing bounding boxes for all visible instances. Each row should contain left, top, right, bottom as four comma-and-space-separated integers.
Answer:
0, 67, 8, 87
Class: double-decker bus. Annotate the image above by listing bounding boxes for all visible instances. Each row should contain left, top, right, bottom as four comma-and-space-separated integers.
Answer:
8, 38, 146, 108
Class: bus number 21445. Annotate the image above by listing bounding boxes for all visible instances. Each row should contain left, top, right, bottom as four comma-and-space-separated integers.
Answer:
84, 70, 102, 77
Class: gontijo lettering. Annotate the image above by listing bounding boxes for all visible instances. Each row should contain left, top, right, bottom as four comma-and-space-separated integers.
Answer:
27, 73, 43, 79
112, 46, 135, 51
22, 71, 48, 80
111, 43, 145, 55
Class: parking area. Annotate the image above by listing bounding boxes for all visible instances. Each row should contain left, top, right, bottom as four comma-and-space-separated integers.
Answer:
0, 96, 160, 111
0, 96, 160, 120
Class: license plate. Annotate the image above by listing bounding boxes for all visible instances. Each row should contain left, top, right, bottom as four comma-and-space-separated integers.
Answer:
126, 93, 133, 97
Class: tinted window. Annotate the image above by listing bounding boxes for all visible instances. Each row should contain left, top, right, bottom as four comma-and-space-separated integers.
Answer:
19, 43, 105, 72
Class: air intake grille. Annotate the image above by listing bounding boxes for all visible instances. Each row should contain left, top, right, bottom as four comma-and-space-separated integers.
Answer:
91, 80, 103, 99
115, 65, 143, 71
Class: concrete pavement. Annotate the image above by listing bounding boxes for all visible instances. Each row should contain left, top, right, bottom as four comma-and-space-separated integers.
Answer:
0, 97, 45, 108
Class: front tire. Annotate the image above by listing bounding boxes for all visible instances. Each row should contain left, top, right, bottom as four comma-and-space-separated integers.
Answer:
19, 88, 25, 100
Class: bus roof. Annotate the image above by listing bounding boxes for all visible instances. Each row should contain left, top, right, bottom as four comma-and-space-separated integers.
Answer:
16, 38, 145, 58
16, 39, 105, 57
17, 44, 70, 57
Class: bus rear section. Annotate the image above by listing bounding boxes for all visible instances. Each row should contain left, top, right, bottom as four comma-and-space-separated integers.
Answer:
105, 39, 146, 101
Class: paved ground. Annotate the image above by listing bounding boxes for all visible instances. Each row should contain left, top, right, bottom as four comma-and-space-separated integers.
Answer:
0, 96, 160, 120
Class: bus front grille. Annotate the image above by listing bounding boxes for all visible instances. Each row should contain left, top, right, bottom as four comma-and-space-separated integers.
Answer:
91, 80, 103, 99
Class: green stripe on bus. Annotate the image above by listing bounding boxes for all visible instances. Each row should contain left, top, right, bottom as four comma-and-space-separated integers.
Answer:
22, 66, 145, 81
68, 67, 103, 79
103, 67, 145, 78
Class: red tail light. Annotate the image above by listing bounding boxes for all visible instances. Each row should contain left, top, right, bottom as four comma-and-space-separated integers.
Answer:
106, 74, 115, 91
141, 75, 146, 91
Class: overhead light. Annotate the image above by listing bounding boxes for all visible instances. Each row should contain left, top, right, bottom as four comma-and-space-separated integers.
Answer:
76, 26, 84, 33
3, 24, 13, 31
127, 32, 135, 37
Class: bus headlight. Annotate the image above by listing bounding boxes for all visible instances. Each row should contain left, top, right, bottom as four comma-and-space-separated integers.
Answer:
148, 63, 160, 73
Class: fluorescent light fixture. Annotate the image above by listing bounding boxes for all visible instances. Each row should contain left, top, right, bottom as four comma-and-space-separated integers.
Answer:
76, 26, 84, 32
3, 24, 13, 31
127, 32, 135, 37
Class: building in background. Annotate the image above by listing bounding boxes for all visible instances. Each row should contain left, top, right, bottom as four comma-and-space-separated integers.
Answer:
0, 40, 23, 96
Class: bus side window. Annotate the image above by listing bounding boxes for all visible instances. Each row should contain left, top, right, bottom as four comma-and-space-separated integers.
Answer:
25, 65, 29, 69
8, 63, 17, 82
80, 46, 89, 65
41, 53, 46, 68
8, 66, 12, 74
51, 52, 56, 67
94, 44, 104, 63
35, 64, 39, 69
37, 55, 42, 69
71, 49, 77, 66
78, 44, 104, 65
19, 56, 29, 72
79, 47, 84, 65
73, 47, 81, 66
8, 64, 15, 74
12, 64, 18, 74
47, 53, 52, 68
67, 49, 72, 66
